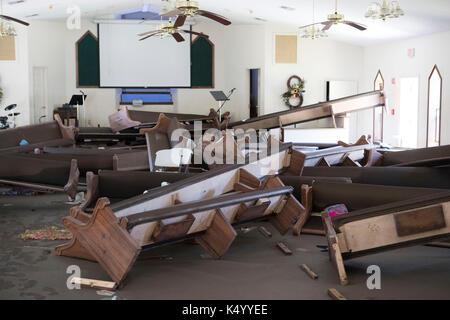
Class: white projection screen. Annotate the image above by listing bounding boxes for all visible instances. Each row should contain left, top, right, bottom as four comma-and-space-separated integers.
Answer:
99, 22, 191, 87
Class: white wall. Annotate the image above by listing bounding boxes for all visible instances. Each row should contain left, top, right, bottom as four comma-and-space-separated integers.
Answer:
361, 30, 450, 147
0, 25, 30, 126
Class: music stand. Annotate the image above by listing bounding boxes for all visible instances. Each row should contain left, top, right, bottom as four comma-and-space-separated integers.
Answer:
69, 95, 86, 106
210, 91, 231, 123
69, 94, 87, 126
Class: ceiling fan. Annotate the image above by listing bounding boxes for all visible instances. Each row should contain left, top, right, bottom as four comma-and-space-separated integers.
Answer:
161, 0, 231, 28
138, 20, 209, 42
300, 0, 366, 32
0, 0, 29, 27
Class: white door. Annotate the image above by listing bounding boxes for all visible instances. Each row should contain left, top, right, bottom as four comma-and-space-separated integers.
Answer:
399, 77, 419, 148
32, 67, 48, 124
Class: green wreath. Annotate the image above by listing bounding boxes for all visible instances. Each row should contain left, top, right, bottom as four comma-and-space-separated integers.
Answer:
281, 76, 305, 108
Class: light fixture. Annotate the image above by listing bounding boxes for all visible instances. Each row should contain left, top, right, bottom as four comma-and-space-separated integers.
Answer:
365, 1, 404, 21
0, 0, 17, 37
300, 0, 327, 40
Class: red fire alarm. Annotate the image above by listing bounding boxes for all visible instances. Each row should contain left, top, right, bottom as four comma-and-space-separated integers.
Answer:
392, 78, 396, 85
391, 109, 395, 116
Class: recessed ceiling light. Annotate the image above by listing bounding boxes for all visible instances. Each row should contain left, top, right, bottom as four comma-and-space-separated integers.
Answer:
280, 6, 296, 11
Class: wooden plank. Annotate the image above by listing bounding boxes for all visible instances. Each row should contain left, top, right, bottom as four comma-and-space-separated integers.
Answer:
287, 149, 306, 176
293, 185, 312, 236
277, 242, 292, 255
71, 277, 116, 291
258, 226, 272, 238
328, 288, 347, 300
300, 264, 318, 280
238, 168, 261, 189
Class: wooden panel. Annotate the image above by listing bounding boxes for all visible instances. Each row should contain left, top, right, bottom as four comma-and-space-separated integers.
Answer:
152, 214, 195, 242
394, 206, 446, 237
0, 35, 15, 60
196, 209, 237, 259
270, 195, 304, 235
234, 202, 270, 223
275, 35, 297, 64
60, 198, 141, 284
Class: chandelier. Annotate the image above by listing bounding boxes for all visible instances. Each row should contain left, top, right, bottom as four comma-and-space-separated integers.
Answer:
0, 21, 17, 37
301, 25, 327, 40
300, 0, 328, 40
0, 0, 17, 37
365, 1, 404, 21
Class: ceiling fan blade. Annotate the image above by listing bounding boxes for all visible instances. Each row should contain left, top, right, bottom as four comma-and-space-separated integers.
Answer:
173, 15, 187, 28
181, 30, 209, 38
0, 15, 30, 26
299, 22, 327, 29
160, 9, 182, 17
139, 32, 163, 41
172, 32, 185, 42
196, 10, 231, 25
322, 22, 333, 31
342, 21, 367, 31
138, 30, 161, 37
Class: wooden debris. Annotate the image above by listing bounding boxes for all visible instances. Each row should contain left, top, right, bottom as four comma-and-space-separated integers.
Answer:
258, 226, 272, 238
328, 288, 347, 300
71, 277, 117, 291
277, 242, 292, 255
300, 264, 318, 280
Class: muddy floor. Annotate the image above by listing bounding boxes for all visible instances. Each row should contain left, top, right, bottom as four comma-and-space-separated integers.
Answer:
0, 193, 449, 300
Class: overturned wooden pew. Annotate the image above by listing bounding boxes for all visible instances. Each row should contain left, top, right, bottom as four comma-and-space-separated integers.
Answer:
109, 107, 230, 133
229, 91, 385, 132
0, 154, 79, 200
288, 181, 448, 236
302, 166, 450, 189
80, 170, 195, 211
322, 191, 450, 285
20, 148, 149, 175
55, 144, 305, 285
296, 136, 376, 168
0, 114, 74, 153
376, 144, 450, 167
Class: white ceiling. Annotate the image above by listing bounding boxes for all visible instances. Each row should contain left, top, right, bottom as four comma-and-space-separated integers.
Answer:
3, 0, 450, 45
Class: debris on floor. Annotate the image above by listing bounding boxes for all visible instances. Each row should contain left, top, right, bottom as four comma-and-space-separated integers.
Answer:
258, 226, 272, 238
300, 264, 318, 280
277, 242, 293, 255
19, 226, 72, 241
328, 288, 347, 300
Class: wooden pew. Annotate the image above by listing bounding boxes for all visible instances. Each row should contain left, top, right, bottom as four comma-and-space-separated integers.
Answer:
0, 155, 80, 200
322, 191, 450, 285
55, 143, 306, 285
302, 166, 450, 189
0, 114, 74, 153
229, 91, 385, 132
290, 181, 448, 236
80, 170, 196, 211
109, 107, 230, 133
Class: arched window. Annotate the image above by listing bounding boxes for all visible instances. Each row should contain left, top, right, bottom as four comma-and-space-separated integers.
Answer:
427, 65, 442, 147
373, 70, 384, 142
